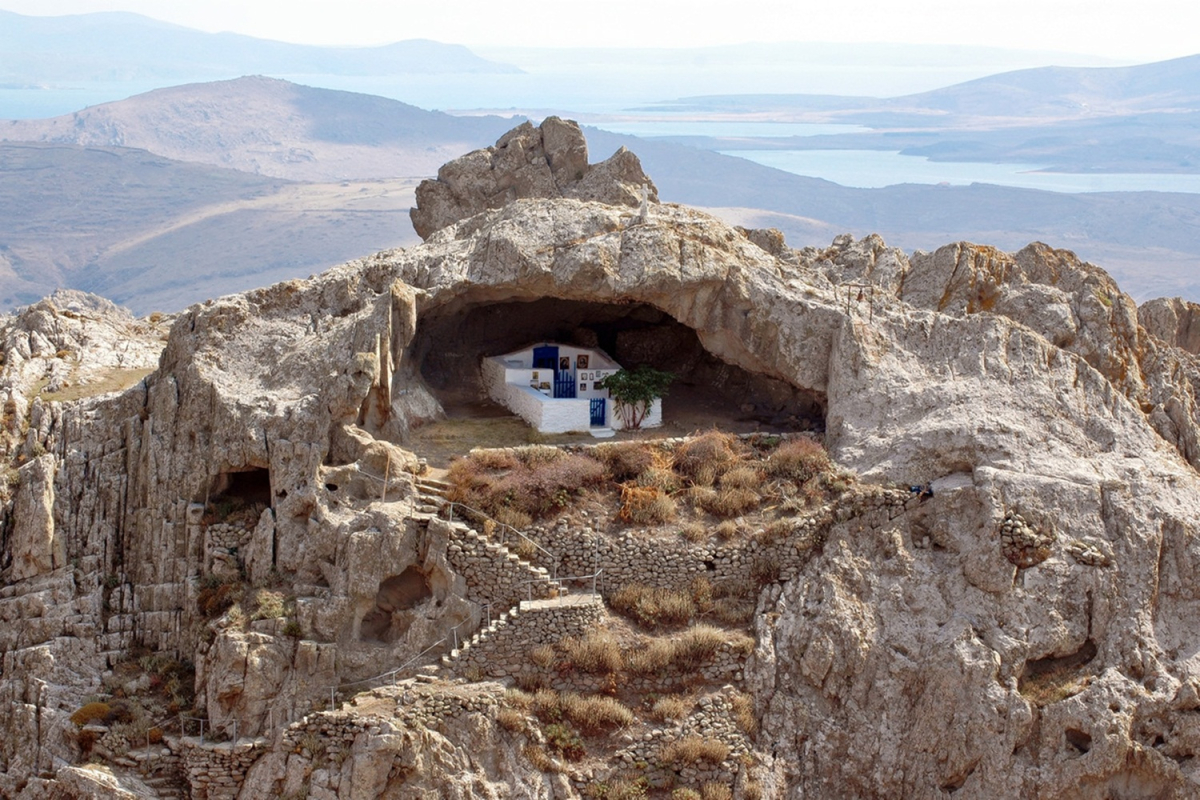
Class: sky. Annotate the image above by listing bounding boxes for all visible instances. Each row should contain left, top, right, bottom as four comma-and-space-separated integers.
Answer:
1, 0, 1196, 61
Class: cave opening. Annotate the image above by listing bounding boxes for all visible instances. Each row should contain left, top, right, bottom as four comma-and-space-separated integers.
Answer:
411, 298, 825, 432
208, 467, 272, 507
360, 566, 434, 643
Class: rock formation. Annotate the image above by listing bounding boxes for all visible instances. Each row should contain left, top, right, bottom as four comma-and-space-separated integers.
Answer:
3, 121, 1200, 798
409, 116, 658, 239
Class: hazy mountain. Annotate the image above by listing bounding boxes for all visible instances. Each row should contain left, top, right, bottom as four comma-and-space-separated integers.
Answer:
0, 142, 421, 312
656, 53, 1200, 119
1, 76, 524, 181
2, 77, 1198, 313
0, 10, 519, 85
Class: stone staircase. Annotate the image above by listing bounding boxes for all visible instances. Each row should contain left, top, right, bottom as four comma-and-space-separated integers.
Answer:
439, 592, 605, 679
441, 518, 563, 607
414, 475, 452, 514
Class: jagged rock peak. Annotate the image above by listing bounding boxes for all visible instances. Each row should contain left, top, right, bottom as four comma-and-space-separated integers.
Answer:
409, 116, 658, 239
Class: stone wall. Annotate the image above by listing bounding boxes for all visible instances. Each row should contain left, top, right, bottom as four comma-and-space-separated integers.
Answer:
179, 735, 267, 800
435, 517, 559, 610
521, 485, 918, 597
445, 594, 604, 680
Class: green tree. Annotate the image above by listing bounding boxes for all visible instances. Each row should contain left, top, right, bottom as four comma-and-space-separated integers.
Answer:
597, 366, 674, 430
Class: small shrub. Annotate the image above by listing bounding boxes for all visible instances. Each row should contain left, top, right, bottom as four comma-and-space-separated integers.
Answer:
674, 431, 744, 486
493, 506, 533, 530
504, 689, 534, 712
197, 580, 237, 618
282, 619, 303, 638
619, 485, 677, 525
589, 778, 649, 800
701, 487, 761, 518
636, 466, 681, 493
76, 728, 99, 755
596, 442, 656, 482
710, 596, 756, 627
700, 784, 733, 800
560, 632, 624, 674
757, 518, 793, 545
249, 589, 287, 621
70, 702, 113, 727
659, 735, 730, 766
512, 536, 539, 561
672, 790, 702, 800
751, 557, 781, 586
743, 781, 764, 800
148, 727, 164, 744
719, 466, 761, 490
544, 722, 586, 761
766, 438, 829, 484
680, 522, 709, 543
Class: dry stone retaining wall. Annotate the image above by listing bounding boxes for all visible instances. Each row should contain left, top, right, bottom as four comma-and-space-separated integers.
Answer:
444, 594, 604, 680
434, 517, 559, 609
179, 735, 267, 800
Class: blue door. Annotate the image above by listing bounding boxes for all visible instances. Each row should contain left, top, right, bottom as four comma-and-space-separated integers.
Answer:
532, 345, 558, 369
590, 398, 606, 426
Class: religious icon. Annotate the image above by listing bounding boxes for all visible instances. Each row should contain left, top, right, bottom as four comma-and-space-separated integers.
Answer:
580, 383, 588, 391
559, 356, 570, 371
577, 355, 589, 369
531, 371, 539, 380
538, 381, 551, 390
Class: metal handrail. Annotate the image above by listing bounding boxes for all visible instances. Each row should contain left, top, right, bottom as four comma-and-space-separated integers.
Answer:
443, 501, 559, 579
520, 569, 603, 600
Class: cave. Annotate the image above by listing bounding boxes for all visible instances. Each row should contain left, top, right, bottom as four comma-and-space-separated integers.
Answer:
208, 466, 273, 506
360, 566, 434, 643
410, 298, 825, 431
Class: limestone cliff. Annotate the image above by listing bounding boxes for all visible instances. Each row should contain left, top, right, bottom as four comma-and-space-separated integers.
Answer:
2, 123, 1200, 799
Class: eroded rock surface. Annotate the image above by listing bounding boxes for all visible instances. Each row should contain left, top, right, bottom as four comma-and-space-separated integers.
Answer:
3, 122, 1200, 798
409, 116, 658, 239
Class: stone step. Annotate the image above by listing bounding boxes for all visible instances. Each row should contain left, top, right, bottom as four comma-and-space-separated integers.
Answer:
589, 427, 616, 439
418, 477, 453, 492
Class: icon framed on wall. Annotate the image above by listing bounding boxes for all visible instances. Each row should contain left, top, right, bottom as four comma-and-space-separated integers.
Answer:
576, 355, 589, 370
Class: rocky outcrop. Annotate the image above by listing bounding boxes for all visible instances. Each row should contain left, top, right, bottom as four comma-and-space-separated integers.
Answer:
6, 121, 1200, 797
409, 116, 657, 239
1140, 296, 1200, 354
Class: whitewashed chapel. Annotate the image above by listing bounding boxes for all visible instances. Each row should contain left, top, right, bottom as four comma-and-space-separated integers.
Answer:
483, 342, 663, 436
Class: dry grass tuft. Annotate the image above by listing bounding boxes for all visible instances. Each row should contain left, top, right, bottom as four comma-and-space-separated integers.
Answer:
680, 522, 709, 543
596, 442, 657, 482
447, 449, 605, 520
766, 437, 830, 484
719, 465, 762, 490
497, 706, 527, 733
560, 632, 624, 674
730, 691, 757, 736
530, 644, 558, 669
701, 487, 762, 518
674, 431, 745, 486
700, 784, 733, 800
619, 485, 678, 525
560, 693, 635, 735
609, 584, 696, 629
659, 735, 730, 766
650, 694, 692, 722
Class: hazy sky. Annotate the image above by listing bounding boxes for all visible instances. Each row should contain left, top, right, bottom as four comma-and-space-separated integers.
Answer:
1, 0, 1195, 61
